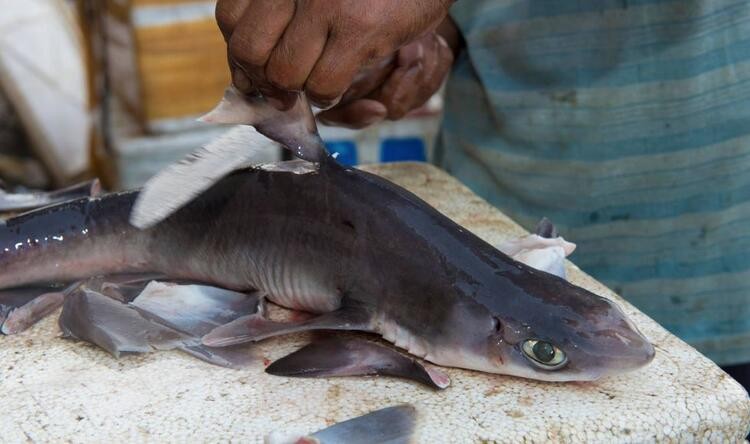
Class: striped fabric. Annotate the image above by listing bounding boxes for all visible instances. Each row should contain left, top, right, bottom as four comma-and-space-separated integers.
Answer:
436, 0, 750, 365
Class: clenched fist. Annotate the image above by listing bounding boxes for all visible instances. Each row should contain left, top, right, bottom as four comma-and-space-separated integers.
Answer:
216, 0, 454, 109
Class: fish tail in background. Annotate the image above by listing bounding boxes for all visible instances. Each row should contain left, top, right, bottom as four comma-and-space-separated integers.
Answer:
0, 192, 152, 289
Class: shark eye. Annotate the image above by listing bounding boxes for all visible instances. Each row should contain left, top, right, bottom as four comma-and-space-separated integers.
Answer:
521, 339, 567, 369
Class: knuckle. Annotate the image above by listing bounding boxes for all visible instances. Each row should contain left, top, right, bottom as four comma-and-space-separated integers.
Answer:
307, 87, 341, 106
266, 70, 300, 92
229, 35, 268, 68
347, 9, 382, 32
215, 2, 239, 35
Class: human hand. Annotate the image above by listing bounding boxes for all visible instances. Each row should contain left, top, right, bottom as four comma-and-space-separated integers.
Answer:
316, 32, 454, 129
215, 0, 453, 109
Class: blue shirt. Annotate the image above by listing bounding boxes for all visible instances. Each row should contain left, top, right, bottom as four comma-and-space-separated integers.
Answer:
437, 0, 750, 365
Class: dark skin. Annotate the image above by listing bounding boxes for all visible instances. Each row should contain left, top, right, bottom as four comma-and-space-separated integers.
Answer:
216, 0, 458, 120
318, 17, 463, 128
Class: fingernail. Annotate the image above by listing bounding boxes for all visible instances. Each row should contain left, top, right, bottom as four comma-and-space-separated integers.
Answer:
310, 95, 342, 110
361, 112, 385, 126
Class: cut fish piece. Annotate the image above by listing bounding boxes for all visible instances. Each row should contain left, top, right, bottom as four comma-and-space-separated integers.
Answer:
97, 273, 169, 303
0, 283, 76, 334
496, 218, 576, 279
0, 286, 47, 325
266, 336, 450, 389
2, 290, 66, 335
59, 286, 185, 357
59, 279, 259, 368
265, 404, 417, 444
130, 281, 262, 337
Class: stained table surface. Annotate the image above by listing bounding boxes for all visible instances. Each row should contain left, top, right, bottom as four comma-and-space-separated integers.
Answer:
1, 162, 748, 443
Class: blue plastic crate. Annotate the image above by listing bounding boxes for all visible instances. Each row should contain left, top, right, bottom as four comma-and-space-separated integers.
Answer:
380, 137, 426, 163
324, 140, 358, 166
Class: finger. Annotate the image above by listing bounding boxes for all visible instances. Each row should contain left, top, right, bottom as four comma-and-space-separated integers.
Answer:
397, 38, 426, 68
317, 99, 387, 129
425, 35, 454, 92
265, 6, 328, 92
411, 36, 452, 105
228, 0, 295, 73
215, 0, 251, 40
339, 55, 397, 105
230, 63, 254, 93
376, 64, 423, 120
416, 37, 445, 99
306, 39, 378, 108
229, 55, 298, 110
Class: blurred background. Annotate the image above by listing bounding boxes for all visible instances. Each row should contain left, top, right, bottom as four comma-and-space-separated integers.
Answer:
0, 0, 443, 191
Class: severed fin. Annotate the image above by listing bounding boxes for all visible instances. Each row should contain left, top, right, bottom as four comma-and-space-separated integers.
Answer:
130, 126, 278, 229
201, 87, 327, 163
130, 281, 261, 337
266, 336, 450, 390
496, 218, 576, 280
179, 343, 255, 369
0, 283, 77, 334
97, 273, 169, 303
59, 279, 257, 368
203, 305, 373, 348
266, 404, 418, 444
59, 286, 185, 357
0, 179, 101, 216
0, 286, 48, 326
2, 289, 67, 335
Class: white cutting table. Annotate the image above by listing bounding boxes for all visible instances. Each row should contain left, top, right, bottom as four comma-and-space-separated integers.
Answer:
1, 163, 748, 442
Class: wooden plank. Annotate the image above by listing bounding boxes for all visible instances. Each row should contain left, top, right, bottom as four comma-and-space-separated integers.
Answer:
134, 18, 229, 121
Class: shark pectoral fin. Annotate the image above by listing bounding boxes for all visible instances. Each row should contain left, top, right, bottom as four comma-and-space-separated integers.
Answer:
265, 336, 450, 390
202, 305, 373, 348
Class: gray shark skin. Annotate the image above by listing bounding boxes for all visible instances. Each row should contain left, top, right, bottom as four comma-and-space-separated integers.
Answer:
0, 155, 654, 382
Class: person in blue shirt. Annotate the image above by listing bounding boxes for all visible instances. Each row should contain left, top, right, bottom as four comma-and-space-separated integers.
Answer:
216, 0, 750, 391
